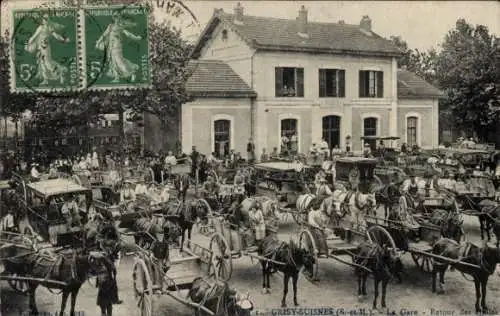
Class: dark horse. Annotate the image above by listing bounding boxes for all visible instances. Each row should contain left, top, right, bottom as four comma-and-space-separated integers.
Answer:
375, 183, 401, 219
429, 209, 464, 243
258, 235, 316, 307
354, 242, 404, 310
164, 199, 208, 251
174, 173, 190, 202
431, 238, 500, 313
2, 243, 111, 316
476, 199, 500, 246
187, 276, 254, 316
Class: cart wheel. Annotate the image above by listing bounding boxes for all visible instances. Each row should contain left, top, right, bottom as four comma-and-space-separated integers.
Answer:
411, 251, 434, 273
209, 233, 233, 282
133, 257, 154, 316
7, 273, 29, 294
299, 229, 319, 282
367, 225, 396, 249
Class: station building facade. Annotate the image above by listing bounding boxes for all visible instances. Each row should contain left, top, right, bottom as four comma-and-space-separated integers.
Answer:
179, 4, 443, 157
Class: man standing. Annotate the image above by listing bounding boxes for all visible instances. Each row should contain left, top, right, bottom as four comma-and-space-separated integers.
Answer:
190, 146, 199, 179
246, 138, 255, 163
30, 163, 41, 182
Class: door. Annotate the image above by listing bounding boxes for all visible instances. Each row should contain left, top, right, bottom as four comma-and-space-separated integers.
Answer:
322, 115, 341, 149
363, 117, 378, 151
214, 119, 230, 158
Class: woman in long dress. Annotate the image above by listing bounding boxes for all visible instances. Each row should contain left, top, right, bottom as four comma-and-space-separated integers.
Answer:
96, 15, 142, 83
25, 16, 70, 85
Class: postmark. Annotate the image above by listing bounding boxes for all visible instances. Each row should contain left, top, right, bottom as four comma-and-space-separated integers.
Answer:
83, 5, 151, 90
11, 8, 80, 93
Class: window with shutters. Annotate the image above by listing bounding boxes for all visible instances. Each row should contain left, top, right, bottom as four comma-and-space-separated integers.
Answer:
359, 70, 383, 98
319, 69, 345, 97
407, 116, 418, 147
275, 67, 304, 97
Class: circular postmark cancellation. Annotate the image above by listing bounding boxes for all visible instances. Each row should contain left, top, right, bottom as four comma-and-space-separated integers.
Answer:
11, 7, 81, 95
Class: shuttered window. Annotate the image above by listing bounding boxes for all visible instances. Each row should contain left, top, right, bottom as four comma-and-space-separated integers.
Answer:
319, 69, 345, 97
407, 117, 418, 147
359, 70, 384, 98
275, 67, 304, 97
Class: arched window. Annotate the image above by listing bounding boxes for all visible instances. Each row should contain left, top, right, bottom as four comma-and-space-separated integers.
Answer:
322, 115, 341, 149
214, 119, 231, 158
363, 117, 378, 151
407, 116, 418, 147
280, 118, 298, 153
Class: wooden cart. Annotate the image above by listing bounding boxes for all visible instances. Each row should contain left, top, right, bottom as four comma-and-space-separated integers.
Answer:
131, 239, 233, 316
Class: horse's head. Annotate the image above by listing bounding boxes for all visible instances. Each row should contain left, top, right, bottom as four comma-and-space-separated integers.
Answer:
383, 247, 404, 276
442, 212, 464, 243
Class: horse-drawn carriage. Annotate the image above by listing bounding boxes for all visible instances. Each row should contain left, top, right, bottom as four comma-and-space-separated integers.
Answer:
334, 157, 383, 193
8, 173, 93, 246
130, 239, 253, 316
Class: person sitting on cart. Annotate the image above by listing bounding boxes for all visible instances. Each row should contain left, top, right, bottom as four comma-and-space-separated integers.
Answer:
134, 178, 148, 197
150, 227, 171, 294
202, 176, 219, 199
164, 150, 177, 172
30, 162, 41, 182
363, 143, 372, 158
120, 181, 136, 204
62, 195, 81, 228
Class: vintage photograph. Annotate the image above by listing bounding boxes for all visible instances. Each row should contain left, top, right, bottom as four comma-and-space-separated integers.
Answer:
0, 0, 499, 315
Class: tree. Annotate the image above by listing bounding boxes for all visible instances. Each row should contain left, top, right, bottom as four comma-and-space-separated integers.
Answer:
436, 19, 500, 141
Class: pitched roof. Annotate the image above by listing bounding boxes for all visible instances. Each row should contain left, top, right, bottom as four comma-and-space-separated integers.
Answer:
192, 10, 402, 58
397, 70, 443, 98
186, 60, 256, 98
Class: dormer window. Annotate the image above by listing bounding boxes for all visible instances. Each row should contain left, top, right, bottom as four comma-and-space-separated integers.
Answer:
222, 29, 228, 41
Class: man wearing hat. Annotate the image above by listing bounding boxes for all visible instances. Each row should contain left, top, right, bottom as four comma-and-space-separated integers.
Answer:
120, 181, 136, 204
1, 208, 16, 234
202, 176, 219, 199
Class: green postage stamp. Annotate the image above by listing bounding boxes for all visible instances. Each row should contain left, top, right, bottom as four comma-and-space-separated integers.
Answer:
84, 6, 151, 89
12, 9, 79, 92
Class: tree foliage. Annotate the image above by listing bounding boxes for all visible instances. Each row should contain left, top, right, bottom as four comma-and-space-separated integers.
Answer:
390, 19, 499, 142
436, 19, 499, 140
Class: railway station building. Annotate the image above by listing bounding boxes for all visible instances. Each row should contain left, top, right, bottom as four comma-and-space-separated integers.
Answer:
179, 4, 443, 157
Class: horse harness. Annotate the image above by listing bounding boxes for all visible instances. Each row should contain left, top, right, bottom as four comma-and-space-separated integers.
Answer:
340, 191, 368, 216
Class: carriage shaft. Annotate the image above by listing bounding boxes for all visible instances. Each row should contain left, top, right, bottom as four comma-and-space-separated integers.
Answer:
409, 249, 482, 269
0, 275, 67, 286
163, 291, 215, 316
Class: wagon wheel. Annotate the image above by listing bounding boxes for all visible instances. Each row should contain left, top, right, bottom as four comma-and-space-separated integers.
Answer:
299, 229, 319, 282
133, 257, 153, 316
196, 198, 214, 235
366, 225, 396, 249
411, 251, 434, 273
7, 273, 29, 294
209, 233, 233, 282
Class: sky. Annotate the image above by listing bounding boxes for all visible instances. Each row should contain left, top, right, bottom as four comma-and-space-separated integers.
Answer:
1, 0, 498, 51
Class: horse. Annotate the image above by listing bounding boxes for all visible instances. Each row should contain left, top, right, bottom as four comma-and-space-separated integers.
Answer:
330, 189, 377, 230
430, 238, 500, 313
240, 196, 280, 219
164, 200, 208, 251
3, 245, 112, 316
374, 183, 401, 219
187, 276, 254, 316
354, 242, 404, 310
258, 235, 316, 307
429, 209, 464, 243
174, 173, 190, 202
476, 200, 500, 247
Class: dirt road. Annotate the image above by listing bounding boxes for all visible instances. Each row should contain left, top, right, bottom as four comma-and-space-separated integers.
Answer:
2, 209, 499, 316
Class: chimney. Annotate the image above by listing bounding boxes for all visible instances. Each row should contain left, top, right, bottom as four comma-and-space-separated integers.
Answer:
360, 15, 372, 33
297, 5, 308, 37
233, 2, 244, 25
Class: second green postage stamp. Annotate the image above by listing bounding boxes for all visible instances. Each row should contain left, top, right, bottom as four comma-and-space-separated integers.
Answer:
84, 6, 151, 89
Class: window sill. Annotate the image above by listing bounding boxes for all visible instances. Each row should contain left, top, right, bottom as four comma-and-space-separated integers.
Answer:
319, 96, 345, 99
275, 96, 304, 98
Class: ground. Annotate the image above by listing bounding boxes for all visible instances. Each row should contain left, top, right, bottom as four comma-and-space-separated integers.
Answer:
1, 204, 499, 316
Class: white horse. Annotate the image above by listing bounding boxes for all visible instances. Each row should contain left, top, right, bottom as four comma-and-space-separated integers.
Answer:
240, 196, 280, 219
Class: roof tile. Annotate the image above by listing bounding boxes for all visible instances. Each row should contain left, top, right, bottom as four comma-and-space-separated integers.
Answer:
397, 69, 443, 98
187, 60, 256, 98
193, 11, 402, 58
